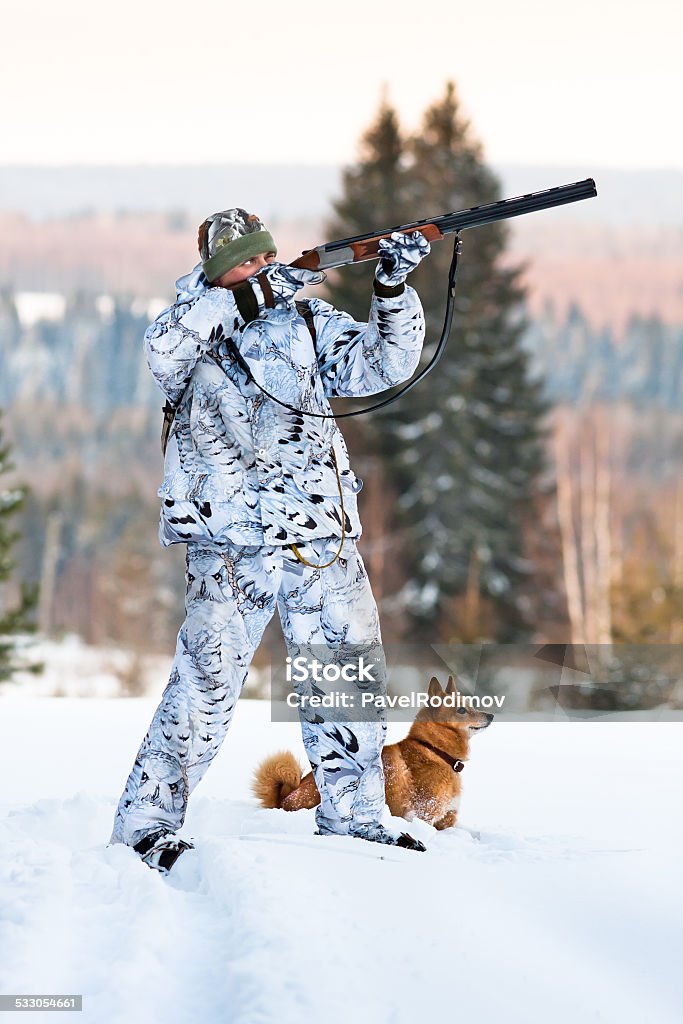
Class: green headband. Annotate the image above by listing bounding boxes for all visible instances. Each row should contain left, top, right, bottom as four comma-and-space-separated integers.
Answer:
202, 229, 277, 283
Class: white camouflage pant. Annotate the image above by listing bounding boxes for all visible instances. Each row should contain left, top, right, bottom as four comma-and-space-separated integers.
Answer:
110, 537, 388, 848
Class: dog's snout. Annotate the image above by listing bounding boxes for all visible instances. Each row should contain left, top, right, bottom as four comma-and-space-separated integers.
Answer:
474, 713, 494, 729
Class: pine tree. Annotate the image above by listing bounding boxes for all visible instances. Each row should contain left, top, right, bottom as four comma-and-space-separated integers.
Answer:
0, 409, 40, 682
324, 83, 551, 641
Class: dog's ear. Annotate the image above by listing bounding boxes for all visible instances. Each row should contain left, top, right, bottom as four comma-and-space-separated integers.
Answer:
428, 676, 442, 698
446, 675, 458, 695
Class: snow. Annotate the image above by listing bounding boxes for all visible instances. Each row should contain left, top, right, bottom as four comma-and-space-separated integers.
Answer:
11, 291, 170, 331
6, 635, 176, 699
13, 293, 66, 328
1, 696, 681, 1024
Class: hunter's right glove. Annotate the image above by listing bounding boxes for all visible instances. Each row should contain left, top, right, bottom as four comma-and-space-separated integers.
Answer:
232, 262, 326, 321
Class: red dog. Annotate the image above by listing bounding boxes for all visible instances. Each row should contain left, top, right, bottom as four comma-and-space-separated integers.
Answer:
253, 675, 492, 829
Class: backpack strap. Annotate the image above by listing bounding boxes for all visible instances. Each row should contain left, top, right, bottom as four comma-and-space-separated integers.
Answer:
160, 301, 318, 455
161, 398, 177, 456
295, 299, 317, 350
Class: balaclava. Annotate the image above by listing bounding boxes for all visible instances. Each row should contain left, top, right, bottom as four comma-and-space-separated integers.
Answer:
197, 208, 277, 283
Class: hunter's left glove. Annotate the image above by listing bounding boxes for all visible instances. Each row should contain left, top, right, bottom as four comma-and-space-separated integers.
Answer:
375, 230, 431, 288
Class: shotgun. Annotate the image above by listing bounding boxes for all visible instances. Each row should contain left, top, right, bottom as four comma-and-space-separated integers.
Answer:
181, 176, 598, 427
290, 178, 597, 271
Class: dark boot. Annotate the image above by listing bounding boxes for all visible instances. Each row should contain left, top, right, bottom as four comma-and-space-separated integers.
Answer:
315, 821, 426, 851
133, 832, 195, 874
350, 822, 426, 852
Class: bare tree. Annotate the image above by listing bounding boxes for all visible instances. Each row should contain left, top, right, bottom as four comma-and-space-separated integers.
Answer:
553, 409, 585, 644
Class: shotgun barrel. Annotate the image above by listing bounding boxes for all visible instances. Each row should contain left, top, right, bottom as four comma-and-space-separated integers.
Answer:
290, 177, 597, 271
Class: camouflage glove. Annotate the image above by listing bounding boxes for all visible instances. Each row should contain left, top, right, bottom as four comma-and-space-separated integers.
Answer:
375, 230, 431, 288
247, 262, 326, 310
218, 262, 325, 326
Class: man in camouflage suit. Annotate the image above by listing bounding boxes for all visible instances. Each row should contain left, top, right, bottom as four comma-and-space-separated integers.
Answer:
110, 208, 431, 871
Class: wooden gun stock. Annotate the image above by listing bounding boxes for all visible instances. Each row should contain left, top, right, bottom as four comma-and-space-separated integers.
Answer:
291, 223, 445, 271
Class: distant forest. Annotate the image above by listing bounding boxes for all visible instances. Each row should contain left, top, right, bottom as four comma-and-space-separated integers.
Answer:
2, 279, 682, 653
2, 161, 683, 664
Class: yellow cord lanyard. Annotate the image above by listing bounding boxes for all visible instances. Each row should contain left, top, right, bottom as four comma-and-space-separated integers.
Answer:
288, 446, 346, 570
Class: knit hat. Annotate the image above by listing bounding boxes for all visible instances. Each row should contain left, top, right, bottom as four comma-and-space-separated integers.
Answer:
198, 208, 277, 283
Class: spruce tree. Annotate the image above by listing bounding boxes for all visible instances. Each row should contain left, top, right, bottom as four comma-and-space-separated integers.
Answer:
324, 83, 550, 641
0, 409, 40, 682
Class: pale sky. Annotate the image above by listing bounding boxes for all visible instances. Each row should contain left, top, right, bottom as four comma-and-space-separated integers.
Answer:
2, 0, 681, 169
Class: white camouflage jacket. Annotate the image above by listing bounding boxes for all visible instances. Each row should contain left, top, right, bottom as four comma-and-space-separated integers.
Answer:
144, 263, 426, 548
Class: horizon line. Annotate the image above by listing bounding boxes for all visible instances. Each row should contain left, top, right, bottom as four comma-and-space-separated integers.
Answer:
0, 161, 682, 174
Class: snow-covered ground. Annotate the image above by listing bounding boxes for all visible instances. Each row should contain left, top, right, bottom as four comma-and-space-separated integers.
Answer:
1, 696, 681, 1024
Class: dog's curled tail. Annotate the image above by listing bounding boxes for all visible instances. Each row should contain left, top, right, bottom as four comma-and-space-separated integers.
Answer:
252, 750, 303, 809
